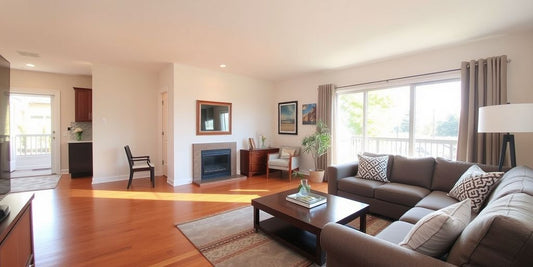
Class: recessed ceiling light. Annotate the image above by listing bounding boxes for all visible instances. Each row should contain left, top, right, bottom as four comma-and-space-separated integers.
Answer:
25, 63, 35, 67
219, 64, 227, 68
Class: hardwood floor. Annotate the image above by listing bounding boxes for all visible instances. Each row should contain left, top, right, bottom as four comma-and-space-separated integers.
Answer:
31, 174, 328, 266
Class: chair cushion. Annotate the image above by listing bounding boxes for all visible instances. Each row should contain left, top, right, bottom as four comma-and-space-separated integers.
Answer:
416, 191, 458, 210
280, 147, 296, 159
337, 177, 384, 198
374, 183, 430, 207
268, 158, 290, 168
448, 165, 504, 213
390, 155, 435, 188
133, 162, 153, 169
399, 199, 471, 257
356, 154, 389, 182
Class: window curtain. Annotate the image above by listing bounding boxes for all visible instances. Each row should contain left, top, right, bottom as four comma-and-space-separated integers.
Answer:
457, 55, 508, 165
317, 84, 335, 181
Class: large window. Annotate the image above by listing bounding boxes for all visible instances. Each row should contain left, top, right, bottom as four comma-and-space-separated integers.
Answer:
336, 79, 460, 164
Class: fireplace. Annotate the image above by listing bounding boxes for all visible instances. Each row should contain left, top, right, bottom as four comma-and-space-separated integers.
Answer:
201, 149, 231, 180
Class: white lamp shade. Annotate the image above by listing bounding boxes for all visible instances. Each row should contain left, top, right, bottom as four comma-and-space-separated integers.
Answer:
478, 103, 533, 133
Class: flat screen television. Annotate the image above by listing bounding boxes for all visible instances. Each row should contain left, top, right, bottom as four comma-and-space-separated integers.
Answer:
0, 55, 10, 195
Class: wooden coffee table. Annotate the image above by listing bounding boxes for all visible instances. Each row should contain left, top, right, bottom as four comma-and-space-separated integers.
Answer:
251, 189, 369, 265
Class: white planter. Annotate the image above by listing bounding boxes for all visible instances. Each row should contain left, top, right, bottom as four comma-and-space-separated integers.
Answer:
309, 170, 325, 183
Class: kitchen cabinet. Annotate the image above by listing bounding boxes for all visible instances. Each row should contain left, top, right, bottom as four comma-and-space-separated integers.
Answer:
69, 142, 93, 178
74, 87, 92, 122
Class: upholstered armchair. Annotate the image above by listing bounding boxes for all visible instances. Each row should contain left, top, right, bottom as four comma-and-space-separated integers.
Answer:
266, 147, 300, 181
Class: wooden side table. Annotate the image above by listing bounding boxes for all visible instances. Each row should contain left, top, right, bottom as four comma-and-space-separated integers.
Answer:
240, 148, 279, 177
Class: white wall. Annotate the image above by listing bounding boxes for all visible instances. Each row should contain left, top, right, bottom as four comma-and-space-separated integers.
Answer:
170, 64, 274, 186
274, 29, 533, 170
92, 65, 159, 183
10, 70, 92, 172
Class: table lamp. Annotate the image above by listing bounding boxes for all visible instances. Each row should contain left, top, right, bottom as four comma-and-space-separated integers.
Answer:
478, 103, 533, 171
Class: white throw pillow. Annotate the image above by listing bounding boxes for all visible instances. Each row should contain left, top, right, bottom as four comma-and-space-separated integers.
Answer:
448, 165, 504, 213
399, 199, 471, 257
280, 147, 296, 159
355, 154, 389, 182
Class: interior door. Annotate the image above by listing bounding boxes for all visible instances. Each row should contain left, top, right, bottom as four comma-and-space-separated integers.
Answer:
161, 92, 168, 176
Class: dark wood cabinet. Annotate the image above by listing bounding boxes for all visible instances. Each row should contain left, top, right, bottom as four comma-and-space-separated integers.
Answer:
0, 193, 34, 267
74, 87, 92, 122
240, 148, 279, 177
69, 142, 93, 178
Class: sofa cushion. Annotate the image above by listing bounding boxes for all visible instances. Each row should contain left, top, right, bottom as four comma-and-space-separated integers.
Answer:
416, 191, 458, 211
448, 165, 504, 212
431, 157, 474, 191
337, 177, 384, 198
486, 165, 533, 203
356, 154, 389, 182
399, 199, 471, 257
375, 183, 430, 207
390, 155, 435, 188
448, 193, 533, 266
399, 207, 436, 224
375, 221, 414, 244
363, 152, 394, 179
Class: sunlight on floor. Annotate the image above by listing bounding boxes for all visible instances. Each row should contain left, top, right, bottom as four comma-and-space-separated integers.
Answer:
69, 189, 260, 203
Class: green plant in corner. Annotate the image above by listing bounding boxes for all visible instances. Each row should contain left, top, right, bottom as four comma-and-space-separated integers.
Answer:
301, 120, 331, 182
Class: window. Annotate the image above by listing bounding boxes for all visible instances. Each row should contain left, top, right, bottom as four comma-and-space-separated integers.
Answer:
336, 79, 460, 164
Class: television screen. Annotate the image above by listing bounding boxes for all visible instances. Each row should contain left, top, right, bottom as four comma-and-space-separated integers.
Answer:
0, 55, 10, 195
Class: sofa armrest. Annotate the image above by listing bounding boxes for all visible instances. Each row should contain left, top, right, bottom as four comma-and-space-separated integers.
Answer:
327, 162, 358, 195
321, 223, 455, 267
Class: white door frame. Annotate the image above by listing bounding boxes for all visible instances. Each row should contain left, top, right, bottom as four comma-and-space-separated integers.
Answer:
10, 88, 61, 175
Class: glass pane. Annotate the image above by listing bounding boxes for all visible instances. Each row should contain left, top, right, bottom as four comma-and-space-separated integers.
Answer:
367, 86, 410, 155
414, 81, 460, 159
336, 92, 364, 164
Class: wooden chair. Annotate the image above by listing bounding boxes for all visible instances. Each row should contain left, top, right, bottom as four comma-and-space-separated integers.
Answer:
124, 145, 155, 189
266, 146, 300, 182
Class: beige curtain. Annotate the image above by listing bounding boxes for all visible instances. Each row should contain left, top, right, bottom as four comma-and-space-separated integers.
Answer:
317, 84, 335, 181
457, 55, 508, 165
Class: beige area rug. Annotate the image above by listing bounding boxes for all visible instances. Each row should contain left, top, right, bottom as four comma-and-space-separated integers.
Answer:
10, 175, 61, 192
177, 206, 391, 267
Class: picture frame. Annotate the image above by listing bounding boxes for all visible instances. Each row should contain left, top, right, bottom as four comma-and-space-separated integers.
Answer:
278, 101, 298, 135
302, 103, 317, 125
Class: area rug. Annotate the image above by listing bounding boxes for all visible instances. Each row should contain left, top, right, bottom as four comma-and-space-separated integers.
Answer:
177, 206, 391, 267
10, 175, 61, 192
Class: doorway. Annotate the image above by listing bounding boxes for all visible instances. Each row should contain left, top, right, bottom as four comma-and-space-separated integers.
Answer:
10, 92, 60, 177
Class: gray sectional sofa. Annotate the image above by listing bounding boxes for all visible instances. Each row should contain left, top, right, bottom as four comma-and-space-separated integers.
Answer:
322, 155, 533, 266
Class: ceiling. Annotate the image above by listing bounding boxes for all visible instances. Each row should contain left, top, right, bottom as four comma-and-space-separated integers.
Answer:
1, 0, 533, 82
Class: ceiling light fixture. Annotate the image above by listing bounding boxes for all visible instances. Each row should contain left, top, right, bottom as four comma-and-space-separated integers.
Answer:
25, 63, 35, 67
219, 64, 227, 68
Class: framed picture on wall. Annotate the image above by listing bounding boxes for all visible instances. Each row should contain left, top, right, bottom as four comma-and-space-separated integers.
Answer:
302, 103, 317, 125
278, 101, 298, 135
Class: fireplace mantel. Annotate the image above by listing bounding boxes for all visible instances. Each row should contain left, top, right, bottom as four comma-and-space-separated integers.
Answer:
192, 142, 237, 185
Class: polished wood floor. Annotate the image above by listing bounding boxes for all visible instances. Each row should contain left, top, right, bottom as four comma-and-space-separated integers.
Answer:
31, 173, 328, 266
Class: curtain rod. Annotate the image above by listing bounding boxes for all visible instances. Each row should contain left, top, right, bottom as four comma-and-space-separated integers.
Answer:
336, 68, 460, 89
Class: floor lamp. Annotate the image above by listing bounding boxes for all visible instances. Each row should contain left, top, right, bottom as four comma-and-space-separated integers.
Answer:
478, 103, 533, 171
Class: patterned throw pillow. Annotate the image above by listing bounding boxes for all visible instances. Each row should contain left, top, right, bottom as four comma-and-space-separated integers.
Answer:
280, 147, 296, 159
356, 154, 389, 182
448, 165, 504, 213
399, 199, 471, 257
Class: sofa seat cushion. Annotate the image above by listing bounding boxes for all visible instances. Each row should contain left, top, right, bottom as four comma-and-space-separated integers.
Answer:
375, 221, 414, 244
399, 199, 471, 257
399, 207, 436, 224
487, 166, 533, 203
448, 193, 533, 266
337, 177, 384, 198
375, 183, 430, 207
390, 155, 435, 188
416, 191, 458, 210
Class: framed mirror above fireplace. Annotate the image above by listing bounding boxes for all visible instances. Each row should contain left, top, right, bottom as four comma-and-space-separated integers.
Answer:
196, 100, 232, 135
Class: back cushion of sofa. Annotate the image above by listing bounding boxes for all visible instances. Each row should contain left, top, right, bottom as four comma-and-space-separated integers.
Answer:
447, 193, 533, 266
431, 158, 474, 192
486, 166, 533, 204
390, 156, 434, 188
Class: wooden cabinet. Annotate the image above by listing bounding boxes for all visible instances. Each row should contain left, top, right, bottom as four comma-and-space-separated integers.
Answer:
240, 148, 279, 177
74, 87, 92, 122
0, 193, 34, 267
69, 142, 93, 178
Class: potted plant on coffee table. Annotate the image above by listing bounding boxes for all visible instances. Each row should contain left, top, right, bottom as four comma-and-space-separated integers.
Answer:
302, 120, 331, 183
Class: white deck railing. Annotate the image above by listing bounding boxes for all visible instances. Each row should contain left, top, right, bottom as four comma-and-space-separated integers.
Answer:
14, 134, 52, 156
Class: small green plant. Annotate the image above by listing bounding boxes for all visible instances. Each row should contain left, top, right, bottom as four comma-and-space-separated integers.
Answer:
301, 121, 331, 171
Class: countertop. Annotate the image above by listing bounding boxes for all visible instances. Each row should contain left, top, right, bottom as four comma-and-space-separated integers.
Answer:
68, 140, 93, 143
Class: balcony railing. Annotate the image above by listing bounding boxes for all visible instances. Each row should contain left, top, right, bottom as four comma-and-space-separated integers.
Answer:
338, 136, 457, 162
14, 134, 52, 156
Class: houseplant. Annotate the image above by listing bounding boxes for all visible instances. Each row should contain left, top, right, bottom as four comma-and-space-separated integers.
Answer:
302, 120, 331, 182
